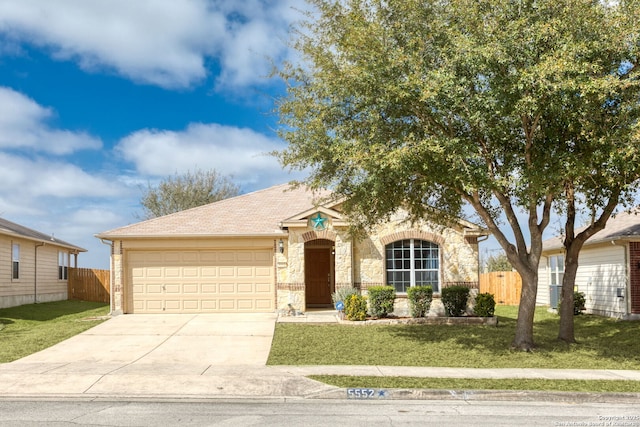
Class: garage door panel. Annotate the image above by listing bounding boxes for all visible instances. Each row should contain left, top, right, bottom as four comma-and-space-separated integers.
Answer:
128, 250, 274, 313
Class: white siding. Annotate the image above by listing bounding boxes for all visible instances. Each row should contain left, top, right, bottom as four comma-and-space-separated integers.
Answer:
539, 244, 628, 317
575, 245, 627, 317
536, 255, 550, 306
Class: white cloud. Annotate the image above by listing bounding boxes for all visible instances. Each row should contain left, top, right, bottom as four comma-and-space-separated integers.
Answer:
0, 152, 122, 202
0, 87, 102, 154
0, 0, 304, 90
115, 123, 291, 188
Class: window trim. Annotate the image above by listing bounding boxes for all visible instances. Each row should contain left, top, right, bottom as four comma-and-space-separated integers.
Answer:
58, 251, 69, 280
385, 239, 440, 293
549, 254, 565, 286
12, 243, 20, 280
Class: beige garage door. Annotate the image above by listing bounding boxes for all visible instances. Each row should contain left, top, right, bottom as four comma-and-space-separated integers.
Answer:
127, 250, 274, 313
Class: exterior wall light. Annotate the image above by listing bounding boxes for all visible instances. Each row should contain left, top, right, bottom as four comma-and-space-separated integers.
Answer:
278, 239, 284, 254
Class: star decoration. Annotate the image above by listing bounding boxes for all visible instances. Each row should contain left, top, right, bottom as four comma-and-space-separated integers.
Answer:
311, 213, 328, 230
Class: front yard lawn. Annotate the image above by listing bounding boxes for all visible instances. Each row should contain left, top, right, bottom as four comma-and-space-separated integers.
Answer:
0, 300, 109, 363
267, 306, 640, 370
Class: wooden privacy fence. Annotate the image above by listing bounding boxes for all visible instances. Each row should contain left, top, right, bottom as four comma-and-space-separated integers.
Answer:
479, 271, 522, 305
68, 268, 110, 304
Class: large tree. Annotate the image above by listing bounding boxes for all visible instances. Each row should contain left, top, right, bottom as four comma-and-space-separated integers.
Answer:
276, 0, 640, 350
140, 169, 240, 219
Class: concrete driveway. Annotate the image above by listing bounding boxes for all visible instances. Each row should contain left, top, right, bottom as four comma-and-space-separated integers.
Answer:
0, 313, 332, 398
12, 313, 277, 369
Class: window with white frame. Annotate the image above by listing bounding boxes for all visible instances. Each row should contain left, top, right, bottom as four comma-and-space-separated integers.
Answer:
58, 251, 68, 280
12, 243, 20, 280
385, 239, 440, 293
549, 254, 564, 286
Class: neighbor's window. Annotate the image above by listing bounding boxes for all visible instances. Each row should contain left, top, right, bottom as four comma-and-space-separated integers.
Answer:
549, 255, 564, 286
12, 243, 20, 280
58, 251, 68, 280
385, 239, 440, 293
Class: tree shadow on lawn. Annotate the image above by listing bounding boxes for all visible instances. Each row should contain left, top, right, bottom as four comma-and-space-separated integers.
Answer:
387, 313, 640, 368
0, 300, 107, 322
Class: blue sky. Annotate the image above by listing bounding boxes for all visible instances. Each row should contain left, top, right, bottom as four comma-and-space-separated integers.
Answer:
0, 0, 308, 268
0, 0, 548, 270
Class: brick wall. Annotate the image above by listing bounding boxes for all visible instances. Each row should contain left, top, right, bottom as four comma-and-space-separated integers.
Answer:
630, 242, 640, 314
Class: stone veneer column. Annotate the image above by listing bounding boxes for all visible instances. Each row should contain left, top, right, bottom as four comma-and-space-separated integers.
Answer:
111, 240, 123, 315
334, 231, 353, 289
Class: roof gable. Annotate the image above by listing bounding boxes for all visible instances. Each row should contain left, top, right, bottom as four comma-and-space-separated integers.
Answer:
96, 183, 333, 238
543, 208, 640, 251
0, 217, 86, 252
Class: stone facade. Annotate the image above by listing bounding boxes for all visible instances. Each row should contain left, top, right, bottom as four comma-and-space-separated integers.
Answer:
276, 209, 482, 316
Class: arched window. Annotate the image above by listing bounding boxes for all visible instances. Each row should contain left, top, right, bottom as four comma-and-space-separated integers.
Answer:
385, 239, 440, 293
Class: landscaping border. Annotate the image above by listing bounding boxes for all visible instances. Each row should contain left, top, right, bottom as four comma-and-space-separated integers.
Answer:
336, 315, 498, 326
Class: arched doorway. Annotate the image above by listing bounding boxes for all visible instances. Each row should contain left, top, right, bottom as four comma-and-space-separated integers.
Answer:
305, 239, 335, 307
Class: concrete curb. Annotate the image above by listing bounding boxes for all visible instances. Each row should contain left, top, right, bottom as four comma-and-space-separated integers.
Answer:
307, 387, 640, 404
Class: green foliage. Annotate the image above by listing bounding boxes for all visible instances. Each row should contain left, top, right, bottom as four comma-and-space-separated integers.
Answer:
407, 285, 433, 318
473, 293, 496, 317
485, 254, 512, 272
573, 292, 586, 315
367, 286, 396, 318
344, 294, 368, 321
276, 0, 640, 349
140, 168, 240, 219
332, 287, 357, 308
441, 286, 470, 317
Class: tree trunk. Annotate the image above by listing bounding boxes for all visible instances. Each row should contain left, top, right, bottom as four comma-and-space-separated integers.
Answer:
512, 268, 538, 351
558, 246, 581, 343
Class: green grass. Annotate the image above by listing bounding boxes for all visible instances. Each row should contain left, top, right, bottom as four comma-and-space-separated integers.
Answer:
0, 300, 109, 363
308, 375, 640, 393
267, 306, 640, 370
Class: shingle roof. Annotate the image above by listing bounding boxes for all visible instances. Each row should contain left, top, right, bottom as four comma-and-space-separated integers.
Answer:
543, 208, 640, 251
96, 183, 334, 238
0, 217, 86, 252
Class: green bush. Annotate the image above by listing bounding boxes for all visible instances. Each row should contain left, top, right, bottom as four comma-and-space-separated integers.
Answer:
407, 286, 433, 318
441, 286, 470, 317
574, 291, 586, 315
367, 286, 396, 318
473, 292, 496, 317
345, 294, 368, 321
332, 287, 357, 309
558, 291, 587, 316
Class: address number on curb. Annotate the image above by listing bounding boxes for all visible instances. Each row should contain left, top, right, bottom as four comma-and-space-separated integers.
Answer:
346, 388, 389, 399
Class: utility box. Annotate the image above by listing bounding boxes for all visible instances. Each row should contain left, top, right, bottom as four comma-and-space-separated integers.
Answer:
550, 285, 561, 309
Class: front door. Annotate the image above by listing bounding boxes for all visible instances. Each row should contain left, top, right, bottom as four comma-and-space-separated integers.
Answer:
305, 247, 333, 306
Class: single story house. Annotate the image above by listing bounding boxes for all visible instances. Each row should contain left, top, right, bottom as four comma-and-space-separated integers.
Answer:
0, 218, 86, 309
96, 183, 488, 315
537, 209, 640, 320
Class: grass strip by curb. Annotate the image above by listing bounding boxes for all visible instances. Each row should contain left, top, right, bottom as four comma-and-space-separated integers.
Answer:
308, 375, 640, 393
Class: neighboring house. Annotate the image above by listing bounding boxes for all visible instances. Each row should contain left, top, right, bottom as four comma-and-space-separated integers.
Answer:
0, 218, 86, 309
537, 209, 640, 320
96, 183, 488, 315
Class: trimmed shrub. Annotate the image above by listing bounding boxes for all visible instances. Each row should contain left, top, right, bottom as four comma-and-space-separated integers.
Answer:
473, 292, 496, 317
558, 291, 587, 316
332, 287, 357, 309
574, 291, 586, 315
367, 286, 396, 318
407, 286, 433, 318
441, 286, 470, 317
345, 294, 368, 321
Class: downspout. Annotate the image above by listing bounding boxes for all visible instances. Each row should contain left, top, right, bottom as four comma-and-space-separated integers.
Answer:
34, 242, 46, 304
100, 239, 114, 315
